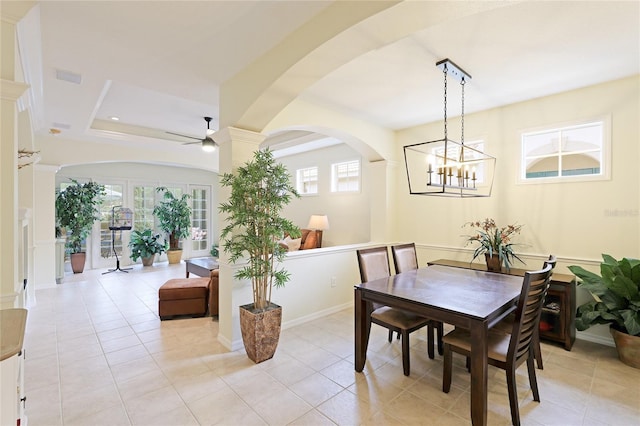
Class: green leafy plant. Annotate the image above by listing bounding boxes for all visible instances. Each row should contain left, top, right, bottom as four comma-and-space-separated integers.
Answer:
463, 218, 524, 271
219, 149, 300, 310
128, 228, 167, 261
568, 254, 640, 336
55, 179, 105, 254
153, 187, 192, 251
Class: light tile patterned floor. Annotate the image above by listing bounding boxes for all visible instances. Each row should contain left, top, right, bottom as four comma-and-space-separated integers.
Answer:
23, 263, 640, 425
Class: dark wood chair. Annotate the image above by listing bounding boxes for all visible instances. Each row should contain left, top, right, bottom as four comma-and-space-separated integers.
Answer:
442, 263, 554, 426
494, 255, 557, 369
391, 243, 444, 356
356, 246, 438, 375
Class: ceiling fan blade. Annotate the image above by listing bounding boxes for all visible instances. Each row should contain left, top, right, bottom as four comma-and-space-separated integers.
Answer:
182, 140, 203, 146
166, 131, 201, 141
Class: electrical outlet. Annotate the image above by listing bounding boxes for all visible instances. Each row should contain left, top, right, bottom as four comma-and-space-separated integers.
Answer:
331, 276, 337, 288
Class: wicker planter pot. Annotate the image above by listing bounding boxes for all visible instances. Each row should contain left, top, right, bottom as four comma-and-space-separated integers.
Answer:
239, 303, 282, 363
70, 252, 86, 274
610, 325, 640, 369
166, 249, 182, 264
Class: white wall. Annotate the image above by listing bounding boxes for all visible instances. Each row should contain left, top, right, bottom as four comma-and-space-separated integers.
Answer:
395, 76, 639, 263
394, 76, 640, 344
278, 143, 371, 247
221, 244, 367, 351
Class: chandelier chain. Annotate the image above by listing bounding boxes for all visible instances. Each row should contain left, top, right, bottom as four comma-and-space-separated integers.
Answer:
443, 64, 448, 140
461, 77, 465, 145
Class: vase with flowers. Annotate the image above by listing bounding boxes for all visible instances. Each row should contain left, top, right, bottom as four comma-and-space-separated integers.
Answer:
463, 218, 524, 272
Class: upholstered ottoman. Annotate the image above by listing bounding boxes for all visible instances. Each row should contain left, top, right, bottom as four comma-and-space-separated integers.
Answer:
158, 277, 210, 320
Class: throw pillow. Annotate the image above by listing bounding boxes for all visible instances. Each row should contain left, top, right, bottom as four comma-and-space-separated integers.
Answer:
284, 236, 302, 251
302, 230, 318, 250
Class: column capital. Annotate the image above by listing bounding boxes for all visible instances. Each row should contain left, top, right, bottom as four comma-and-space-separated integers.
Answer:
0, 79, 29, 102
215, 127, 266, 174
0, 2, 35, 25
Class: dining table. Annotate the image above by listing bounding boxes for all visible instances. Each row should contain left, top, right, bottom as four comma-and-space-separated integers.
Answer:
354, 264, 524, 426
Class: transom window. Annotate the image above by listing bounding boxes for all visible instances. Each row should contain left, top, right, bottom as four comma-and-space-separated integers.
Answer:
296, 166, 318, 195
331, 160, 360, 193
521, 119, 608, 182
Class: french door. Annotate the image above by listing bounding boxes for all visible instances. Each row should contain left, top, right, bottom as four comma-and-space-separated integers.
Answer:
87, 181, 213, 269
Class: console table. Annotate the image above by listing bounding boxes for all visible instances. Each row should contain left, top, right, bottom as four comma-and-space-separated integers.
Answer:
427, 259, 576, 350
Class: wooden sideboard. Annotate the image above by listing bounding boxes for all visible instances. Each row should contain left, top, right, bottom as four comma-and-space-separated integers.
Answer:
427, 259, 576, 350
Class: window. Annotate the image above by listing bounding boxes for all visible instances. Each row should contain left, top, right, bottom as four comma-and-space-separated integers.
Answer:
190, 186, 210, 252
296, 167, 318, 195
132, 185, 156, 232
331, 160, 360, 192
521, 120, 607, 182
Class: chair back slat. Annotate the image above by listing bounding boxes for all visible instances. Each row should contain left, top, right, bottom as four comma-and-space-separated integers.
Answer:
508, 264, 553, 362
391, 243, 418, 274
356, 247, 391, 283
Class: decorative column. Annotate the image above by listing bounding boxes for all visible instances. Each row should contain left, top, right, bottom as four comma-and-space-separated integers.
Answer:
1, 3, 32, 308
215, 127, 266, 350
32, 164, 60, 289
368, 160, 398, 243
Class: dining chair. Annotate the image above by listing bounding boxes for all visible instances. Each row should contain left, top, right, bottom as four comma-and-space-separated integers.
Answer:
442, 263, 553, 426
391, 243, 444, 356
494, 254, 557, 369
356, 246, 438, 375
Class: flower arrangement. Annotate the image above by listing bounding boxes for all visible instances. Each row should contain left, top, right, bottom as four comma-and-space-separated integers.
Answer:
463, 218, 524, 271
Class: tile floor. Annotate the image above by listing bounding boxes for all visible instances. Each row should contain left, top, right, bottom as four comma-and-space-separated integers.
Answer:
23, 262, 640, 425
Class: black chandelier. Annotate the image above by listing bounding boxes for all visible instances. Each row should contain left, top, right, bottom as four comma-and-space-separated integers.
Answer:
403, 59, 495, 197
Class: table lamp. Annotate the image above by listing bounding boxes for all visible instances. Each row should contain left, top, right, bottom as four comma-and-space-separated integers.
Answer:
306, 214, 330, 247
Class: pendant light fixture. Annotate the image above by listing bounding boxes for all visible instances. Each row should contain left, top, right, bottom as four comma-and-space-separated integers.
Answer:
403, 59, 495, 197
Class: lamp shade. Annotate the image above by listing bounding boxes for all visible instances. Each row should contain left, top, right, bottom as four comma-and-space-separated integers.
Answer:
307, 214, 329, 230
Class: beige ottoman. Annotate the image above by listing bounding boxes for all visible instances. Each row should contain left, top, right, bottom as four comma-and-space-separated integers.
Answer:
158, 277, 209, 320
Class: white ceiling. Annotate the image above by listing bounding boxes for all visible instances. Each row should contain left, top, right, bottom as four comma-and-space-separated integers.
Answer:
16, 1, 640, 153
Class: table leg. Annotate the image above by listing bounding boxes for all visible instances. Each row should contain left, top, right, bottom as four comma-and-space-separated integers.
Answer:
469, 321, 488, 426
354, 289, 371, 372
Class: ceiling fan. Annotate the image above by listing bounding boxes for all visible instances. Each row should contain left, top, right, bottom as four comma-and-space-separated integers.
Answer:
166, 116, 218, 152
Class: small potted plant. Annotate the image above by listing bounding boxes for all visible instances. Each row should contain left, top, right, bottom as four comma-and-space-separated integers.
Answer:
219, 148, 300, 363
128, 228, 167, 266
568, 254, 640, 369
463, 218, 524, 272
55, 179, 105, 273
153, 187, 192, 264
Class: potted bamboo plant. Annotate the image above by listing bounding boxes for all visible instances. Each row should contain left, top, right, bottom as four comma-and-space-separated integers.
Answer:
219, 149, 300, 363
55, 179, 105, 273
568, 254, 640, 369
128, 228, 167, 266
153, 187, 192, 264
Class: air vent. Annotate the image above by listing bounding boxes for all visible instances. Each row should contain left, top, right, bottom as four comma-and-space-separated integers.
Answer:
51, 122, 71, 130
55, 69, 82, 84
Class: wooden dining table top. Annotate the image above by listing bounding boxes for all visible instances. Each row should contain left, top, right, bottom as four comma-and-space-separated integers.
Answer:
355, 264, 523, 320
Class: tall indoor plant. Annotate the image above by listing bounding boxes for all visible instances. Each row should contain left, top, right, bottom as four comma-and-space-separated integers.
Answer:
55, 179, 105, 273
568, 254, 640, 368
153, 187, 192, 264
219, 149, 300, 363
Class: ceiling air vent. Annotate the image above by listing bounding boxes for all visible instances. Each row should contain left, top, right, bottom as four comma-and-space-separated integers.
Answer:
51, 122, 71, 130
55, 69, 82, 84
